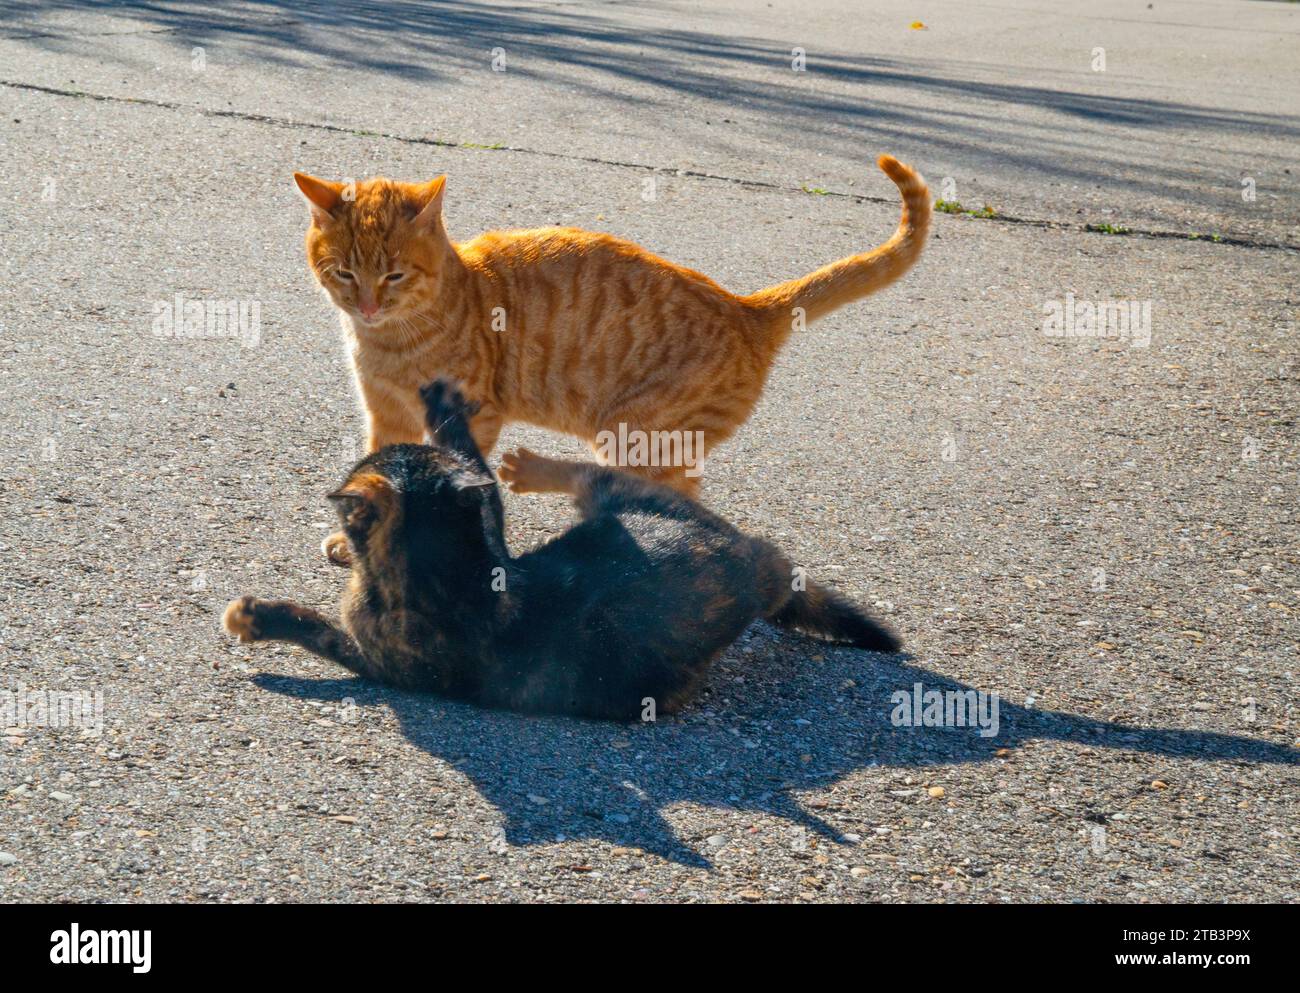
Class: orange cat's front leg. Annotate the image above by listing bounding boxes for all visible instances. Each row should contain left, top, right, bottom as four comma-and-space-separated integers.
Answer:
467, 404, 504, 456
636, 464, 703, 500
351, 370, 425, 454
364, 406, 424, 454
587, 440, 703, 500
499, 447, 585, 495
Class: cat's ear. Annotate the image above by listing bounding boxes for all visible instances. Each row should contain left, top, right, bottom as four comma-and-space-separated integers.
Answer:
412, 176, 447, 229
294, 172, 345, 227
327, 472, 395, 527
325, 490, 365, 522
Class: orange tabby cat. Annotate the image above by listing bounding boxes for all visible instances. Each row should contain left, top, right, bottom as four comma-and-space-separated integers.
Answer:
295, 156, 929, 562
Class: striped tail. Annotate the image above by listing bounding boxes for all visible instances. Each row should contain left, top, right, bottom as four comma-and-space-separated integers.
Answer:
745, 155, 930, 349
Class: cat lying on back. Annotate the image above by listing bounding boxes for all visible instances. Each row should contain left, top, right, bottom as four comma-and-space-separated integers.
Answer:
294, 155, 929, 563
223, 379, 900, 720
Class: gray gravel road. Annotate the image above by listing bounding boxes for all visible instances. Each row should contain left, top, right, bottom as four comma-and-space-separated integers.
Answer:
0, 1, 1296, 903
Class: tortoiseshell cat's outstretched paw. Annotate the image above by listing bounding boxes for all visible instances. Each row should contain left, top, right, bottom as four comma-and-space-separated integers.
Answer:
322, 531, 353, 568
223, 595, 265, 643
419, 378, 479, 436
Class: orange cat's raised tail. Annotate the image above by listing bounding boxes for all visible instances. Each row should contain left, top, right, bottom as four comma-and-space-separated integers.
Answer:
743, 155, 930, 351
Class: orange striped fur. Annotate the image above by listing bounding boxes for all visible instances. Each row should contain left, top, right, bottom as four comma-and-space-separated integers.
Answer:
295, 155, 930, 496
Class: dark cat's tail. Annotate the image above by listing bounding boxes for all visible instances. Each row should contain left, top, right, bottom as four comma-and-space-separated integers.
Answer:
769, 581, 902, 653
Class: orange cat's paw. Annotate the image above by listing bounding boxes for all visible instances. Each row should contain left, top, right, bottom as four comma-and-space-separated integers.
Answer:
322, 531, 353, 567
498, 447, 541, 493
223, 596, 264, 643
499, 448, 571, 494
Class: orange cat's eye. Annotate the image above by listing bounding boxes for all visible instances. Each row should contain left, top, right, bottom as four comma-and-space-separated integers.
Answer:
384, 272, 405, 283
336, 269, 355, 282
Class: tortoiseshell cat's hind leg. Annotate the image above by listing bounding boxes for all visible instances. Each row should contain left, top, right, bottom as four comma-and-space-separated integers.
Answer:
223, 595, 371, 676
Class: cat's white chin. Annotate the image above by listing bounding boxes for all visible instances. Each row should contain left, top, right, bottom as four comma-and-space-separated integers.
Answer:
343, 312, 392, 333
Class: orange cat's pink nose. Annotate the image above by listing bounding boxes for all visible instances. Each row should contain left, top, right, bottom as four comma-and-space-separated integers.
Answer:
359, 299, 380, 318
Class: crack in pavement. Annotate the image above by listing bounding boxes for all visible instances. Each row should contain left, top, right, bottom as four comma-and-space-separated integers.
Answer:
1, 27, 184, 40
3, 77, 1297, 254
0, 18, 302, 42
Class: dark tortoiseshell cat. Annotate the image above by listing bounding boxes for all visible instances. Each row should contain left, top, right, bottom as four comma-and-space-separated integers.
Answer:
223, 380, 899, 720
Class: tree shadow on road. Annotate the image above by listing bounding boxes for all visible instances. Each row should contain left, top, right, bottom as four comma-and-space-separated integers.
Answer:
254, 627, 1298, 867
9, 0, 1300, 200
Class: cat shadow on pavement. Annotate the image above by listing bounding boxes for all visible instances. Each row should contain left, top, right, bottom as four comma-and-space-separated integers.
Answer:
254, 627, 1298, 867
